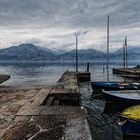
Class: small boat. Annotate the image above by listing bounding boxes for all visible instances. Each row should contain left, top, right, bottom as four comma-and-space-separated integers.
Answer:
91, 81, 140, 91
0, 74, 10, 84
118, 105, 140, 136
102, 90, 140, 105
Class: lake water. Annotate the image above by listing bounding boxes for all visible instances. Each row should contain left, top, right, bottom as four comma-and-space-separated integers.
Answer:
0, 61, 139, 86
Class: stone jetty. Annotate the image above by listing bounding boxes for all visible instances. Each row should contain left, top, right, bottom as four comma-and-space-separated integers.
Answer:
0, 71, 91, 140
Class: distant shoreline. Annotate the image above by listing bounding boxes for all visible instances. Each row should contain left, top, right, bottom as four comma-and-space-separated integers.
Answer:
0, 60, 140, 63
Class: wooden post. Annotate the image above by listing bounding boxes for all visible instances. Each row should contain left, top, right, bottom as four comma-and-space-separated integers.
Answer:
87, 62, 89, 72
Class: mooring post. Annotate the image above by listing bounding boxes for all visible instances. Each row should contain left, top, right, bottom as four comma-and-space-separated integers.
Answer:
87, 62, 89, 72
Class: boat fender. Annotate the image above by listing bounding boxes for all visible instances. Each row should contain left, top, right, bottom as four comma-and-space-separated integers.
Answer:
117, 120, 127, 126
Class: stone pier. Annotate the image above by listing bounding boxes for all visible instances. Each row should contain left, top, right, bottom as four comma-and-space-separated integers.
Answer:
0, 71, 92, 140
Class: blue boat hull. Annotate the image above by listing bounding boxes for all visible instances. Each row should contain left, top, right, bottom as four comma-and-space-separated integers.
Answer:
103, 91, 140, 105
122, 119, 140, 136
91, 82, 140, 91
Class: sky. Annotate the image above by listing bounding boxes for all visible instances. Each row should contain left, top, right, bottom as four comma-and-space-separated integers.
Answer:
0, 0, 140, 52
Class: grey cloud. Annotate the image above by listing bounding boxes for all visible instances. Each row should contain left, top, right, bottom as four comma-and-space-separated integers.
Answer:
0, 0, 139, 28
26, 38, 42, 44
26, 38, 75, 51
0, 0, 140, 51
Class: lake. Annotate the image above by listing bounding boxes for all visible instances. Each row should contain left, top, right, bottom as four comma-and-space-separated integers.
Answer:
0, 61, 139, 86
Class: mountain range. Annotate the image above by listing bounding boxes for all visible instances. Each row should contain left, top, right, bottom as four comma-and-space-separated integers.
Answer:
0, 43, 140, 61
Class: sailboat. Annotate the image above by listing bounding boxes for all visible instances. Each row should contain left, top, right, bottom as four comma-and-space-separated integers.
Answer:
91, 16, 140, 92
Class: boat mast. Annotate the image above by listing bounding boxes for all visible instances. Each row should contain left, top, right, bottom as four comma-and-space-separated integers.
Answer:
123, 41, 126, 69
125, 36, 128, 68
107, 15, 110, 81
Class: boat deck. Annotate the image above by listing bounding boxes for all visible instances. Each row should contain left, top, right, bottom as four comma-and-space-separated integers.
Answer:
113, 68, 140, 76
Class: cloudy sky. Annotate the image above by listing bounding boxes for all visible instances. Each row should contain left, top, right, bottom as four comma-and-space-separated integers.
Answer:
0, 0, 140, 52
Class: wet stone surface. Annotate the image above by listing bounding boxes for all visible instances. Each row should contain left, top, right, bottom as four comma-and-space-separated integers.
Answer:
33, 115, 66, 130
2, 120, 40, 140
32, 126, 65, 140
1, 115, 66, 140
0, 72, 92, 140
0, 115, 15, 129
0, 89, 32, 136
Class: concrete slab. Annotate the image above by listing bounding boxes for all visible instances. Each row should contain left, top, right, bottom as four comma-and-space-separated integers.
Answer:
16, 105, 42, 116
2, 120, 40, 140
32, 115, 66, 129
16, 106, 86, 116
31, 88, 52, 105
65, 116, 92, 140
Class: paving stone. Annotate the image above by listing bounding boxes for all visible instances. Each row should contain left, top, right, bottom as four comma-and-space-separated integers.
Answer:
0, 115, 14, 129
32, 125, 65, 140
40, 106, 86, 116
31, 88, 52, 105
16, 106, 85, 116
2, 120, 40, 140
65, 116, 92, 140
16, 106, 42, 116
33, 115, 66, 129
14, 116, 31, 122
50, 89, 73, 94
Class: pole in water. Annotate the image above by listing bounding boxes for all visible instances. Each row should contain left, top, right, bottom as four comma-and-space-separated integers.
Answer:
75, 34, 78, 72
107, 15, 110, 81
123, 41, 126, 69
87, 62, 89, 72
125, 36, 128, 68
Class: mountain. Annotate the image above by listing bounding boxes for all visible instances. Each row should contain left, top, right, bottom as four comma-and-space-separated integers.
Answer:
112, 46, 140, 61
0, 44, 140, 61
0, 44, 57, 61
0, 44, 106, 61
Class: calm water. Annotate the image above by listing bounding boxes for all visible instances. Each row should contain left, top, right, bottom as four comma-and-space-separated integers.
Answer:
0, 61, 140, 86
